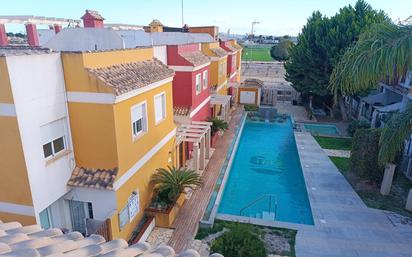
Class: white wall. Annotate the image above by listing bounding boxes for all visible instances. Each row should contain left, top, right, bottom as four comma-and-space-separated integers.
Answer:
38, 29, 56, 46
6, 53, 75, 221
64, 187, 117, 221
153, 46, 167, 65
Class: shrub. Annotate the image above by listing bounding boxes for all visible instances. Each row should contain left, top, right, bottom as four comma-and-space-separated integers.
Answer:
208, 117, 229, 136
244, 104, 259, 112
210, 223, 267, 257
347, 120, 370, 137
350, 128, 384, 183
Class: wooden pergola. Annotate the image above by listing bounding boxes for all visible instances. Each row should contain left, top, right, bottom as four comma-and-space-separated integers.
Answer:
176, 121, 212, 172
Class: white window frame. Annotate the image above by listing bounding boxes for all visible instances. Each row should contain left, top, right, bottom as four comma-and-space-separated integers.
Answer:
43, 136, 66, 160
131, 101, 148, 141
195, 73, 202, 95
232, 55, 237, 69
202, 70, 208, 89
154, 92, 166, 124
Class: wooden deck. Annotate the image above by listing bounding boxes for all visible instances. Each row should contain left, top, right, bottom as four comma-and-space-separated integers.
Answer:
167, 106, 244, 252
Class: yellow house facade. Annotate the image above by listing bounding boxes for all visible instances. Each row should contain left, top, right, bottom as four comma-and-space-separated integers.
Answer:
201, 42, 232, 121
62, 48, 176, 240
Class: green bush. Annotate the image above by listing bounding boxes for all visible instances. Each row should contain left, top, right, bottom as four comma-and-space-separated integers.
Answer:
210, 224, 267, 257
350, 128, 384, 183
347, 120, 370, 137
244, 104, 259, 112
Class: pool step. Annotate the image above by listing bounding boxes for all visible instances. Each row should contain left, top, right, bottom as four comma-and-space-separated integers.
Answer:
262, 211, 276, 220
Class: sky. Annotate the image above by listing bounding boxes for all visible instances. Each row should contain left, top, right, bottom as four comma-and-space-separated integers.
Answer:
1, 0, 411, 36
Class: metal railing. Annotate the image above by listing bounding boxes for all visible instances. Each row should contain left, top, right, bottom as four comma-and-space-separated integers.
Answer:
239, 194, 277, 219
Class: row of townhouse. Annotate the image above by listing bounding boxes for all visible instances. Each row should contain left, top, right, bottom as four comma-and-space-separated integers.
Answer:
345, 70, 412, 178
0, 10, 242, 241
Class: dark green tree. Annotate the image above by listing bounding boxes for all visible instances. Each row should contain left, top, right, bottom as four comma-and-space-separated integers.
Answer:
270, 38, 293, 61
285, 0, 387, 119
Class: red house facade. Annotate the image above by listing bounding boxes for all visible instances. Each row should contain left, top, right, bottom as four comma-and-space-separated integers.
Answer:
167, 43, 212, 124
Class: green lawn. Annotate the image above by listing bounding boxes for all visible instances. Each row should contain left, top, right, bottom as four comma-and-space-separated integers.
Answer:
330, 156, 412, 218
242, 46, 274, 62
330, 156, 351, 174
314, 136, 352, 150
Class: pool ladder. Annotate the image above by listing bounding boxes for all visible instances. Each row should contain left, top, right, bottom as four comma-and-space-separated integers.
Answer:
239, 194, 277, 220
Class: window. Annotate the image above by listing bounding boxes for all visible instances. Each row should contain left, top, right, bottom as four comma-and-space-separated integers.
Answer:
203, 70, 208, 89
41, 118, 67, 159
131, 102, 147, 139
232, 55, 237, 69
154, 92, 166, 124
195, 73, 202, 95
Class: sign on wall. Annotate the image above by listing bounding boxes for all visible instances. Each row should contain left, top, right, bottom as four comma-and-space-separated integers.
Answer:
128, 190, 139, 221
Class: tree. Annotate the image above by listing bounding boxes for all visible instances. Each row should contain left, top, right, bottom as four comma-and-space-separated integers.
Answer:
270, 38, 293, 61
285, 0, 387, 119
151, 166, 201, 202
330, 22, 412, 165
208, 117, 229, 136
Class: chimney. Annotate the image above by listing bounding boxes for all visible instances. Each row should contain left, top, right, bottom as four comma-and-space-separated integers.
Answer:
149, 19, 163, 32
81, 10, 105, 28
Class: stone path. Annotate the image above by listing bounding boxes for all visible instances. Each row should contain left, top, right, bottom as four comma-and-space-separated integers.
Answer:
146, 227, 174, 247
294, 132, 412, 257
323, 149, 351, 158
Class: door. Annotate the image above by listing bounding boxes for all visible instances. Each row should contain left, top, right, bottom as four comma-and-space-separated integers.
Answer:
68, 200, 92, 234
239, 91, 256, 104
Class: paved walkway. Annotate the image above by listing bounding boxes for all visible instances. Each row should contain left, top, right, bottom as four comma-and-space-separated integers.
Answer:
167, 107, 244, 252
294, 132, 412, 257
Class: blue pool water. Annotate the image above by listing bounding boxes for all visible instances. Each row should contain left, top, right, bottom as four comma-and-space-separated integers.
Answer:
304, 123, 340, 136
218, 118, 314, 225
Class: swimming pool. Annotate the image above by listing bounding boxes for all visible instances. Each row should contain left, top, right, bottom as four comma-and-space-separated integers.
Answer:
304, 123, 340, 136
217, 117, 314, 225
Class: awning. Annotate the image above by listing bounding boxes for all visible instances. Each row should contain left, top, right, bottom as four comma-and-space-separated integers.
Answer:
210, 94, 231, 105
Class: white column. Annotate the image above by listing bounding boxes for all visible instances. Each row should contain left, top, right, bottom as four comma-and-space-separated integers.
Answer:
380, 163, 396, 195
199, 137, 205, 171
193, 143, 199, 172
205, 129, 211, 159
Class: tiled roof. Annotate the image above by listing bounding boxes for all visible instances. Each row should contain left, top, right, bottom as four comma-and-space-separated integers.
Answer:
0, 220, 221, 257
67, 167, 118, 190
87, 59, 174, 96
210, 47, 227, 57
180, 51, 210, 66
174, 106, 191, 116
223, 44, 237, 53
231, 43, 242, 50
81, 10, 104, 20
0, 46, 52, 57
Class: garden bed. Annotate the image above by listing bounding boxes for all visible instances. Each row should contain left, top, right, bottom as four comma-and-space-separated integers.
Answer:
330, 157, 412, 218
195, 220, 297, 257
145, 193, 186, 228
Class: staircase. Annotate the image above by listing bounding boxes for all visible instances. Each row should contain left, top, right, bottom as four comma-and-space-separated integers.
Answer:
240, 194, 277, 221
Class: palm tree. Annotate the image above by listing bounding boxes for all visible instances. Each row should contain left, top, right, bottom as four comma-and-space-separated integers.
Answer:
151, 166, 202, 202
330, 22, 412, 166
208, 117, 229, 136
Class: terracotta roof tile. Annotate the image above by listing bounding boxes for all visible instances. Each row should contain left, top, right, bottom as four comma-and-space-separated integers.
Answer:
223, 44, 238, 52
174, 106, 191, 116
0, 220, 216, 256
210, 47, 228, 57
81, 10, 104, 20
87, 59, 174, 96
67, 167, 118, 190
231, 43, 243, 50
180, 51, 210, 66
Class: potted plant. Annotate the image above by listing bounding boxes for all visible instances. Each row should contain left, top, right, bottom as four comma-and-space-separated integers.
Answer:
146, 166, 201, 228
208, 117, 229, 147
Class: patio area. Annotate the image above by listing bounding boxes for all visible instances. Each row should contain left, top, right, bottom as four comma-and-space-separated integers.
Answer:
167, 106, 244, 252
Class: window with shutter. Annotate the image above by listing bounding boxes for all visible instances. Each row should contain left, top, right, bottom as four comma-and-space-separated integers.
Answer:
195, 73, 201, 95
131, 102, 147, 140
154, 92, 166, 124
